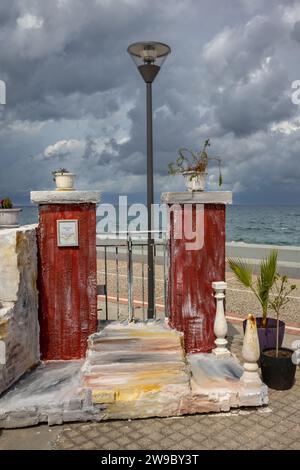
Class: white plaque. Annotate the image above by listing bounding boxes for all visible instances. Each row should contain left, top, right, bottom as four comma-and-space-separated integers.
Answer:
57, 220, 79, 247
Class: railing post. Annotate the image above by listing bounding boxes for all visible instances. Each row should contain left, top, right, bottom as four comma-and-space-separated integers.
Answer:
240, 314, 262, 387
212, 281, 231, 358
127, 235, 134, 322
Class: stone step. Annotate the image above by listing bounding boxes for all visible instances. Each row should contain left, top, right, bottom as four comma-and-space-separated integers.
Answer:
83, 370, 189, 392
81, 321, 189, 410
86, 350, 185, 365
84, 363, 188, 380
88, 338, 183, 353
89, 323, 183, 342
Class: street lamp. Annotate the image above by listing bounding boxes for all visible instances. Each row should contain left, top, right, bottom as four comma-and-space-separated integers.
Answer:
127, 41, 171, 320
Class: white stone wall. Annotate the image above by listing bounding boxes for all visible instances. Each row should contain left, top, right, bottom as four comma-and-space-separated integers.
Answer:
0, 225, 40, 394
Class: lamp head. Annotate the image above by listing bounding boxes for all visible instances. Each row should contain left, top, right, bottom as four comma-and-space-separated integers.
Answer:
127, 41, 171, 83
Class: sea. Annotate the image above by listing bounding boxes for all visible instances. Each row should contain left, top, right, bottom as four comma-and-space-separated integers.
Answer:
19, 204, 300, 246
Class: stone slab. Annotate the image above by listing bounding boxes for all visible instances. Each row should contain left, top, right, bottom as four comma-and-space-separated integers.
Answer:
161, 191, 232, 205
187, 353, 268, 410
0, 323, 269, 428
30, 191, 101, 204
0, 361, 104, 428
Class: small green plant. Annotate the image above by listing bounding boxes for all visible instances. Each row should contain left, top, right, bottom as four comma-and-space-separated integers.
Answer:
228, 249, 278, 327
168, 139, 223, 186
269, 275, 296, 357
0, 197, 13, 209
52, 168, 70, 182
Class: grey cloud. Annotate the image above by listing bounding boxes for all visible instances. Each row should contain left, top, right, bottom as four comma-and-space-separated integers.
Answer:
1, 0, 300, 204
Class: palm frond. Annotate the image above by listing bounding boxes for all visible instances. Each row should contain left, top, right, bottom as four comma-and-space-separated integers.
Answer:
257, 250, 278, 305
228, 257, 253, 288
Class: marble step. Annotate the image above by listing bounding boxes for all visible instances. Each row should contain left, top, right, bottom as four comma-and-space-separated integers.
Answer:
83, 369, 189, 390
85, 349, 185, 365
88, 338, 183, 353
81, 321, 189, 409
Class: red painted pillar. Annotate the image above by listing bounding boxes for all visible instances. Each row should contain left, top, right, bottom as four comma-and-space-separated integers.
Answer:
31, 190, 101, 360
161, 192, 232, 354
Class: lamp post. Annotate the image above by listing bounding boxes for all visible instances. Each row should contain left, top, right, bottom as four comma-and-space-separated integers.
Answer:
127, 41, 171, 320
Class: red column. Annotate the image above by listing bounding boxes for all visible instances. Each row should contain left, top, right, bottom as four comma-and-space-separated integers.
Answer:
31, 191, 100, 360
162, 192, 232, 354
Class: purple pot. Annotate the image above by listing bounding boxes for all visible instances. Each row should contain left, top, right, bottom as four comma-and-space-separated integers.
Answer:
243, 317, 285, 354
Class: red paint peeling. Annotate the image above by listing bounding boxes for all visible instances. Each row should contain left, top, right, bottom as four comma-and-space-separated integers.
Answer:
37, 203, 98, 360
168, 204, 226, 354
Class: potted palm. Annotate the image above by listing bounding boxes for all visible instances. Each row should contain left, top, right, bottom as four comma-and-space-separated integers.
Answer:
0, 198, 22, 228
52, 168, 76, 191
168, 139, 222, 191
228, 250, 285, 354
261, 274, 297, 390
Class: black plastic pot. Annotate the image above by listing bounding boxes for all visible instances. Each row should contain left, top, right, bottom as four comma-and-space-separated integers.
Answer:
261, 348, 296, 390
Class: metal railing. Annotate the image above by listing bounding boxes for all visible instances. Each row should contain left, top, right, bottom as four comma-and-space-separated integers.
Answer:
96, 231, 169, 322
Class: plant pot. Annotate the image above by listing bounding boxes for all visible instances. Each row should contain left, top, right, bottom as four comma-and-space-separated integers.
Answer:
182, 171, 207, 192
54, 173, 76, 191
261, 348, 296, 390
243, 317, 285, 354
0, 208, 22, 228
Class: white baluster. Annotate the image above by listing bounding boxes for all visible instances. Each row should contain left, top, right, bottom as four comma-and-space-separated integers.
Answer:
212, 281, 231, 358
240, 314, 262, 387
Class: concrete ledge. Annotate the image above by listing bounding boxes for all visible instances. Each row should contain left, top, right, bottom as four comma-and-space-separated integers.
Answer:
30, 190, 101, 205
161, 191, 232, 204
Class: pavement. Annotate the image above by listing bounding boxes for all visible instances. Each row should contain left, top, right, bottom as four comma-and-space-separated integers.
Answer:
1, 323, 299, 450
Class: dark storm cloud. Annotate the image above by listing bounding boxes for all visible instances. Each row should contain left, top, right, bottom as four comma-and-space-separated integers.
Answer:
291, 20, 300, 42
1, 0, 300, 203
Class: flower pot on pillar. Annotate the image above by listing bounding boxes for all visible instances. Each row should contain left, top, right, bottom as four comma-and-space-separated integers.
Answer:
161, 191, 232, 354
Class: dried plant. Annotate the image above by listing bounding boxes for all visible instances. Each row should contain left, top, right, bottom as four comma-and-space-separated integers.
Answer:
269, 275, 296, 357
168, 139, 223, 186
52, 168, 70, 182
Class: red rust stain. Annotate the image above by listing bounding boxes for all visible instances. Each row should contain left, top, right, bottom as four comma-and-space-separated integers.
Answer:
168, 204, 226, 354
37, 203, 98, 360
248, 314, 256, 329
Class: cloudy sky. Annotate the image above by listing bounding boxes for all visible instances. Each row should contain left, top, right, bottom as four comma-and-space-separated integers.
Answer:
1, 0, 300, 204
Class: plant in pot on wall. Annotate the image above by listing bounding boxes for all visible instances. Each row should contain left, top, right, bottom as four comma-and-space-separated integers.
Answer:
168, 139, 222, 191
52, 168, 76, 191
0, 198, 22, 228
228, 250, 285, 355
261, 275, 297, 390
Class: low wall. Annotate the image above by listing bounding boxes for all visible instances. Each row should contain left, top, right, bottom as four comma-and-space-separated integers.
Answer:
0, 225, 40, 395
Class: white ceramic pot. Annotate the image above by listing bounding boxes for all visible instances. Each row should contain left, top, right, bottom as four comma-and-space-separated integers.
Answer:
182, 171, 207, 192
54, 173, 76, 191
0, 208, 22, 228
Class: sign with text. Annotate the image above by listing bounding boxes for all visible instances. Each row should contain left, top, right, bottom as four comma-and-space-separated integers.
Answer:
57, 220, 79, 247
